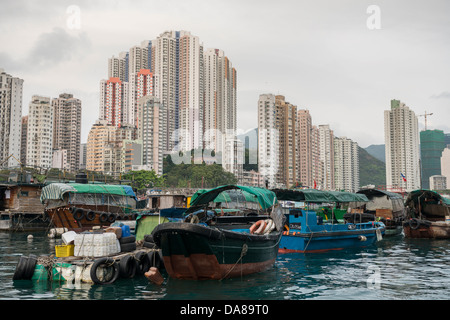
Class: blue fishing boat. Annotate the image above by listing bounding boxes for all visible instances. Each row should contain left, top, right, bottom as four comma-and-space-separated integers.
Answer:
272, 189, 385, 253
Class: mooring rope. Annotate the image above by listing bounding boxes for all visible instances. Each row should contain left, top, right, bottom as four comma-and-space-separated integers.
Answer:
220, 243, 248, 281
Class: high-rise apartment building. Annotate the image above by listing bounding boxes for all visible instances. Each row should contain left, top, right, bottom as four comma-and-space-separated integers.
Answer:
137, 96, 166, 176
99, 77, 129, 127
420, 129, 445, 189
0, 69, 23, 168
311, 125, 323, 189
318, 124, 335, 190
26, 95, 54, 169
204, 48, 237, 154
20, 116, 28, 165
128, 69, 155, 129
384, 99, 420, 192
257, 94, 297, 188
52, 93, 82, 173
441, 147, 450, 185
296, 109, 313, 187
334, 137, 359, 192
86, 120, 117, 172
108, 52, 128, 82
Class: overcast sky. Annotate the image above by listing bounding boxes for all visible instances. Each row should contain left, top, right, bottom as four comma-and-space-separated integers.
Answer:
1, 0, 449, 148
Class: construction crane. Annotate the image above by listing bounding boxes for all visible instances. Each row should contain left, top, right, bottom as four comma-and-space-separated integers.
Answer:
418, 111, 433, 130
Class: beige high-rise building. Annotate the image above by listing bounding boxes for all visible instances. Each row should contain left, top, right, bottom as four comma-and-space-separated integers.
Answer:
311, 125, 323, 189
52, 93, 82, 173
137, 96, 166, 176
0, 69, 23, 168
26, 95, 54, 169
204, 48, 237, 155
384, 99, 420, 192
296, 109, 313, 187
258, 94, 297, 188
86, 120, 117, 172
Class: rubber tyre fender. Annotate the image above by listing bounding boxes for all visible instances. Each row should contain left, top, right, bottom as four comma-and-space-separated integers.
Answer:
143, 241, 157, 249
85, 210, 96, 221
119, 235, 136, 244
409, 218, 421, 230
120, 242, 136, 252
24, 254, 37, 280
147, 250, 164, 270
107, 213, 116, 223
134, 251, 151, 274
119, 255, 137, 278
99, 213, 109, 223
144, 234, 154, 243
12, 256, 29, 280
90, 257, 120, 285
73, 208, 85, 221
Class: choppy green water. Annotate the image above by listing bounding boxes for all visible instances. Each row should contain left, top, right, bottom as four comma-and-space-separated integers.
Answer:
1, 231, 449, 300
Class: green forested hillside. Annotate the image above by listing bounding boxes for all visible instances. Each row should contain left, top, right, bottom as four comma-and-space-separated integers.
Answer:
359, 146, 386, 187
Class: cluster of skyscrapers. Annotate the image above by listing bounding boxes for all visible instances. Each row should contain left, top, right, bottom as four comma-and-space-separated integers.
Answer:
1, 67, 82, 173
257, 94, 360, 191
384, 99, 450, 192
87, 30, 238, 177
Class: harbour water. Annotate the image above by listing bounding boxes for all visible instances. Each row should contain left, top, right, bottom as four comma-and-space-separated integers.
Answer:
1, 231, 449, 301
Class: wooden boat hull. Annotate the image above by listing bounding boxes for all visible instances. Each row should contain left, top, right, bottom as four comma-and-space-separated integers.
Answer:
152, 222, 282, 280
46, 206, 136, 232
403, 219, 450, 239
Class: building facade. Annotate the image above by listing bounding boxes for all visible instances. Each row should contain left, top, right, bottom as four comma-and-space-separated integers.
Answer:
334, 136, 359, 192
52, 93, 82, 173
26, 96, 54, 169
318, 124, 335, 190
0, 69, 23, 168
384, 99, 420, 192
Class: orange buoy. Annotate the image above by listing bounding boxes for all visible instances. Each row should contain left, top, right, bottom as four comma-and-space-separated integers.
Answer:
250, 220, 267, 234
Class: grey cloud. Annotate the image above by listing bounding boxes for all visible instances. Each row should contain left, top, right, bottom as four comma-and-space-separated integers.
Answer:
0, 27, 91, 72
431, 92, 450, 99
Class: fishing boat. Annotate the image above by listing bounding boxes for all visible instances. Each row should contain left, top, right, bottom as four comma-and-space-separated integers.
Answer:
272, 189, 385, 253
357, 188, 406, 236
403, 189, 450, 239
151, 185, 285, 280
40, 183, 142, 232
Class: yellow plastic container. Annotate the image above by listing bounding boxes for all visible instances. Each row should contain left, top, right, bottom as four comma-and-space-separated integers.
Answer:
55, 244, 75, 257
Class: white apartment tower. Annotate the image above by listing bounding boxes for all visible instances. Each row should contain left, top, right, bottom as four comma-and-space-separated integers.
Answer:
52, 93, 82, 173
334, 137, 359, 192
26, 95, 54, 168
0, 69, 23, 168
384, 99, 420, 192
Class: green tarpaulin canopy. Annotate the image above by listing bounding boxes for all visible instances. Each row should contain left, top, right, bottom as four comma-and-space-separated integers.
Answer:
405, 189, 450, 206
272, 189, 368, 203
40, 183, 137, 203
188, 185, 278, 211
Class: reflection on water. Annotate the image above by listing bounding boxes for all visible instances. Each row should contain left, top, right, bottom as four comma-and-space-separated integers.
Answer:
1, 232, 449, 300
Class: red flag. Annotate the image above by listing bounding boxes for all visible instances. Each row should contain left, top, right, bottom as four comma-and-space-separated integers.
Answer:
314, 180, 317, 189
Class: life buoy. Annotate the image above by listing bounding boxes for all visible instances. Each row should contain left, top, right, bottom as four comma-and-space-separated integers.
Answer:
250, 220, 267, 234
73, 208, 85, 221
90, 257, 120, 285
262, 219, 276, 234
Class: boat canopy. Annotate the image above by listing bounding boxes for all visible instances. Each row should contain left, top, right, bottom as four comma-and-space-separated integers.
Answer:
357, 188, 404, 200
405, 189, 450, 207
40, 183, 137, 203
272, 189, 369, 203
188, 185, 278, 211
